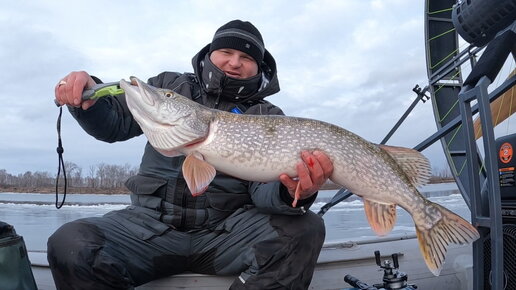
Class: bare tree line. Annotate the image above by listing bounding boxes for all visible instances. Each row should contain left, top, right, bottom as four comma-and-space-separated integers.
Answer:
0, 162, 455, 189
0, 162, 138, 189
430, 166, 454, 183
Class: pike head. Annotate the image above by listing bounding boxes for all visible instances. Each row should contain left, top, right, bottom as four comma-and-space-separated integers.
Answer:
120, 77, 213, 156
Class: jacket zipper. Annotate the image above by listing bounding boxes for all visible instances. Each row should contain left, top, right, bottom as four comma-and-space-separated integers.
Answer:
180, 180, 188, 230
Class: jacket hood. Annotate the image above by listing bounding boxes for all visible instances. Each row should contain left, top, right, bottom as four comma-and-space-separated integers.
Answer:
192, 44, 280, 104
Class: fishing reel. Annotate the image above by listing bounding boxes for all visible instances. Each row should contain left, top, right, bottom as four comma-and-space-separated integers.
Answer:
343, 250, 417, 290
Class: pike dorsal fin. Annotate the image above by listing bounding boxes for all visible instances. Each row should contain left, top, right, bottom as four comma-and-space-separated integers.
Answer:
379, 145, 431, 187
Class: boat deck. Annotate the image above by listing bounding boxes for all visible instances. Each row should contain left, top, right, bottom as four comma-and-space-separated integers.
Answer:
30, 234, 473, 290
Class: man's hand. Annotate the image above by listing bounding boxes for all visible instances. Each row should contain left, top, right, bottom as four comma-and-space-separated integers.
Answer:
55, 71, 97, 110
279, 151, 334, 207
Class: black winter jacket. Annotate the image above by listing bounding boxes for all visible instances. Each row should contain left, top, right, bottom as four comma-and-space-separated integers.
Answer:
68, 45, 316, 230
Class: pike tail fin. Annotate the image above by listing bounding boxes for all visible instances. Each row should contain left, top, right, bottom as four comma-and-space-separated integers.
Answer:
415, 202, 479, 276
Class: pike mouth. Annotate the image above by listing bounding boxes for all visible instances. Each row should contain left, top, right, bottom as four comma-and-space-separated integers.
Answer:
133, 77, 156, 107
120, 77, 157, 106
120, 77, 160, 119
120, 77, 174, 134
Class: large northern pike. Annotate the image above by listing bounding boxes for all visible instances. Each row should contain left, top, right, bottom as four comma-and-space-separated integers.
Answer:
119, 76, 479, 276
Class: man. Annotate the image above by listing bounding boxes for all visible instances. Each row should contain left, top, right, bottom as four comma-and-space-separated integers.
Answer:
50, 20, 333, 290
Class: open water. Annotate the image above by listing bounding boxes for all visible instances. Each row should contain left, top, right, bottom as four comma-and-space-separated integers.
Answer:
0, 183, 470, 251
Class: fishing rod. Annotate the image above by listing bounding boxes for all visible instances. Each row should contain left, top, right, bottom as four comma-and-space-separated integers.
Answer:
317, 84, 431, 216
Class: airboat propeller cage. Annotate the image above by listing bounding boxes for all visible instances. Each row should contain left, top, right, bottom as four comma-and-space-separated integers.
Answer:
452, 0, 516, 47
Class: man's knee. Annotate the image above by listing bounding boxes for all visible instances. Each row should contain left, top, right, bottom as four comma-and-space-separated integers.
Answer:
301, 211, 326, 240
47, 219, 108, 288
271, 211, 326, 246
48, 219, 105, 266
234, 212, 325, 289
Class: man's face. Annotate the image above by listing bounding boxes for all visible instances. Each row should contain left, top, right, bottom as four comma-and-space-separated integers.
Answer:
210, 48, 259, 79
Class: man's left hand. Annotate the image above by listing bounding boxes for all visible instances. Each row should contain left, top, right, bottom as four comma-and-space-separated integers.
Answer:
279, 151, 334, 203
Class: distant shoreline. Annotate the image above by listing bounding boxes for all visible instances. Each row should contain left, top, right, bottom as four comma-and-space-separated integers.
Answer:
0, 178, 455, 194
0, 186, 130, 195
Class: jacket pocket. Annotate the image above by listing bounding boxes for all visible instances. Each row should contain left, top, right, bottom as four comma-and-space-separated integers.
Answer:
125, 174, 168, 195
125, 174, 168, 210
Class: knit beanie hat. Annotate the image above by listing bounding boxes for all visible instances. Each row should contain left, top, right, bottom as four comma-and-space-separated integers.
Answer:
209, 20, 265, 64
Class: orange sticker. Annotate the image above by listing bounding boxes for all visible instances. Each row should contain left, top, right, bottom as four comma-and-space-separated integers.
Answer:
499, 142, 513, 164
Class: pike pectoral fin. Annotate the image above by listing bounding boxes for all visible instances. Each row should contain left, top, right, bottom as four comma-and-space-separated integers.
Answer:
182, 152, 216, 196
415, 202, 480, 276
363, 199, 397, 236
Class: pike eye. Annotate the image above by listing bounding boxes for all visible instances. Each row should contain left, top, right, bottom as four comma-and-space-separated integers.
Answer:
165, 92, 173, 98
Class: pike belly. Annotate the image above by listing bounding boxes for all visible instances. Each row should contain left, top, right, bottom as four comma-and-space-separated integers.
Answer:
189, 113, 376, 192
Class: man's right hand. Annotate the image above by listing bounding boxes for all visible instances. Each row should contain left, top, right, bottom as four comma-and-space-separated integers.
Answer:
55, 71, 97, 110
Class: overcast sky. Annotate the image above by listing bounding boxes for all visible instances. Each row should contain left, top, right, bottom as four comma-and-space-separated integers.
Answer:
0, 0, 463, 176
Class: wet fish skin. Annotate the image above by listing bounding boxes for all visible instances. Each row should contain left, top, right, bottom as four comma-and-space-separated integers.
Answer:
120, 77, 479, 276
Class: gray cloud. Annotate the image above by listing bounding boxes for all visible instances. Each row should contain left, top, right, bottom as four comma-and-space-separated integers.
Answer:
0, 0, 454, 176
